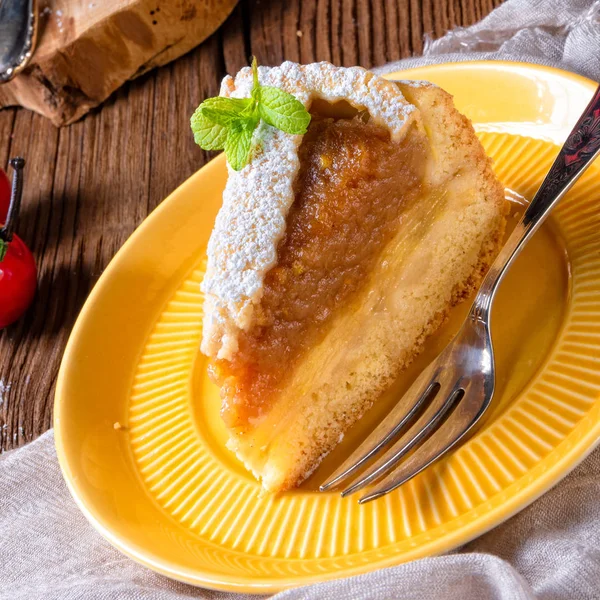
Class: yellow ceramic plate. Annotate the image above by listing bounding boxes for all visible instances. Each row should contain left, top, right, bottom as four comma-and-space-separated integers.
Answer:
55, 62, 600, 593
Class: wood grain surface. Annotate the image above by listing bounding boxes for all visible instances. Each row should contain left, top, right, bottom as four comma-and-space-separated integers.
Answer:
0, 0, 502, 452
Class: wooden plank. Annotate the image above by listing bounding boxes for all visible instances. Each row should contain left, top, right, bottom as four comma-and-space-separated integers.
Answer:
0, 0, 502, 451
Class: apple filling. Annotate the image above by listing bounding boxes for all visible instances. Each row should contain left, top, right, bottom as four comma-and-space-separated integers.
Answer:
210, 110, 430, 429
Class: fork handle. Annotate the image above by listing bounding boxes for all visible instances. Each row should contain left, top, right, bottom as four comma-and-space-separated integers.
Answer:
472, 85, 600, 319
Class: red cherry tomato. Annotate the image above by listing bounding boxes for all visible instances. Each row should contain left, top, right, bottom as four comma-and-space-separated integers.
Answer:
0, 234, 37, 328
0, 168, 10, 224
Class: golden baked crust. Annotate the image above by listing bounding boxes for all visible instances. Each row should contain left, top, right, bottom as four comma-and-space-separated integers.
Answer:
243, 81, 507, 491
201, 65, 506, 493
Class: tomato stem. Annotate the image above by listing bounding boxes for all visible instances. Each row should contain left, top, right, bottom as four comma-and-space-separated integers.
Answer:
0, 157, 25, 245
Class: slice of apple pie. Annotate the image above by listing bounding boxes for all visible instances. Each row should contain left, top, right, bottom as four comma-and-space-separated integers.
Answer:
199, 62, 506, 492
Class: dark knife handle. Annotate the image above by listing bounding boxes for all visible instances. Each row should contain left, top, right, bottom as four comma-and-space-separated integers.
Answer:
0, 0, 38, 83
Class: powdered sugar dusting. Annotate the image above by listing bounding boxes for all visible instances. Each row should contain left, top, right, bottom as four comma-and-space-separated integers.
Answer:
395, 79, 438, 88
201, 62, 417, 360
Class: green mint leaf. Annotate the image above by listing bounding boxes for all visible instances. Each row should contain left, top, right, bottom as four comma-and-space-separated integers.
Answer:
0, 239, 7, 263
258, 86, 311, 135
224, 123, 255, 171
251, 56, 260, 102
190, 58, 311, 170
199, 96, 254, 127
190, 109, 228, 150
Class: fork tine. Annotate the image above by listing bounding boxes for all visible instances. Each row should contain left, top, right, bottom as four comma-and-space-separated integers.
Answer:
340, 379, 465, 497
358, 386, 489, 503
319, 363, 441, 492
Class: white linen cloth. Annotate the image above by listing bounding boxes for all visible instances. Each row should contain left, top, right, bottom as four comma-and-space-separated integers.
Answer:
2, 1, 600, 597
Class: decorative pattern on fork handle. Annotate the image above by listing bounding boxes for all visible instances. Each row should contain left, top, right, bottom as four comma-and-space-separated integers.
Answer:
564, 94, 600, 163
543, 87, 600, 196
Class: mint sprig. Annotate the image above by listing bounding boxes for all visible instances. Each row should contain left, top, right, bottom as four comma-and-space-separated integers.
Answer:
190, 58, 311, 171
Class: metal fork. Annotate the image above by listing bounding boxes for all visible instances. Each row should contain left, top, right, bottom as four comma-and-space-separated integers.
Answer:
320, 84, 600, 504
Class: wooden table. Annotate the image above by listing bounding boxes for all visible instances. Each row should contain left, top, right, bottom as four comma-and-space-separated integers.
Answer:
0, 0, 501, 452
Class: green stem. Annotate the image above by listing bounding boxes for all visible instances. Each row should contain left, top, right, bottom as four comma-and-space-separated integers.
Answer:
0, 157, 25, 245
